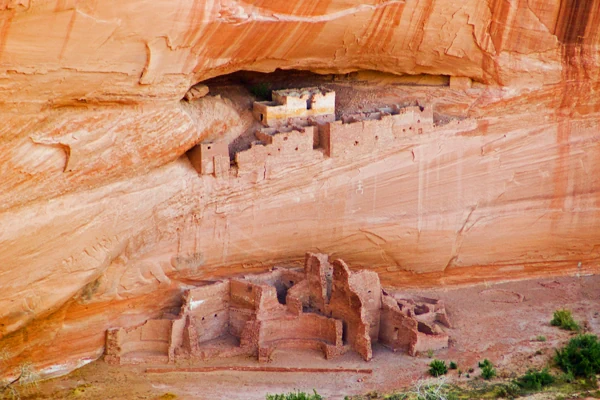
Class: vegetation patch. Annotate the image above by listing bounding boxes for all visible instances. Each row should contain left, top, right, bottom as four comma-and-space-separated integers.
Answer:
478, 359, 496, 380
551, 309, 580, 331
429, 360, 448, 377
555, 334, 600, 378
266, 389, 323, 400
515, 368, 554, 391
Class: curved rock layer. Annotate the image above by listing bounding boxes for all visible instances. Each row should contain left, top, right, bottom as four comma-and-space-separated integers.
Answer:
0, 0, 599, 104
1, 0, 600, 380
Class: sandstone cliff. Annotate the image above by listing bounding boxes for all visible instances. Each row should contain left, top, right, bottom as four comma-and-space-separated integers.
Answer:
1, 0, 600, 379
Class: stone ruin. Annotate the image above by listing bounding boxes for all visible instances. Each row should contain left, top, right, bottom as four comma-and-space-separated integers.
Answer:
187, 87, 473, 181
104, 253, 451, 365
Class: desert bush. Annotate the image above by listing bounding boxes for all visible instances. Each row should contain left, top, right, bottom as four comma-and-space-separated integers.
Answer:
555, 334, 600, 378
448, 362, 457, 370
478, 359, 496, 380
266, 389, 323, 400
536, 335, 547, 342
428, 360, 448, 377
551, 310, 579, 331
515, 368, 554, 391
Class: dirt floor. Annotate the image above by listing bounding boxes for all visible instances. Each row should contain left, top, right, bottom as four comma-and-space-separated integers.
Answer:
19, 274, 600, 400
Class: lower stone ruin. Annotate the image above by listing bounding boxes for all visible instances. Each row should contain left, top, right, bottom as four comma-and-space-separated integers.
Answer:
105, 253, 451, 365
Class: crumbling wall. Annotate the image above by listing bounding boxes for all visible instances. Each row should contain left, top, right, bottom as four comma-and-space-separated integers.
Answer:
328, 259, 378, 361
187, 142, 230, 177
381, 294, 450, 356
242, 268, 304, 306
105, 319, 172, 364
259, 314, 341, 346
349, 270, 382, 341
378, 294, 418, 353
236, 126, 321, 181
105, 252, 450, 365
321, 105, 435, 158
184, 281, 230, 343
304, 252, 332, 313
286, 279, 309, 315
257, 313, 343, 361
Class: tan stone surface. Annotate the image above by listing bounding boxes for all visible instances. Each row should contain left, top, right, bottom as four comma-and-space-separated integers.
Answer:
1, 0, 600, 382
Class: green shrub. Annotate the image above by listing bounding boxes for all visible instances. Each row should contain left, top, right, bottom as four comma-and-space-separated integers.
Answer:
516, 368, 554, 391
428, 360, 448, 377
448, 362, 457, 370
555, 334, 600, 378
551, 309, 580, 331
479, 359, 496, 380
266, 389, 323, 400
536, 335, 547, 342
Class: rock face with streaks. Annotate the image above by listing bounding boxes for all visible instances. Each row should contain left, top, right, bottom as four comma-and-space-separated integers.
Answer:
1, 0, 600, 380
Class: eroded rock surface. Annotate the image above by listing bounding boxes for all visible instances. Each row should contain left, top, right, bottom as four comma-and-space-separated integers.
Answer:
1, 0, 600, 381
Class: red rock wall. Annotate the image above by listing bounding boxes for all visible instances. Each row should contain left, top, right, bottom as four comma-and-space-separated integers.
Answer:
2, 0, 600, 379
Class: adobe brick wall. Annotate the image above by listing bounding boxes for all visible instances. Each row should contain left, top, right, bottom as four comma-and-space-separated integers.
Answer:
258, 313, 341, 346
236, 127, 320, 181
187, 142, 230, 177
253, 87, 335, 127
105, 252, 450, 365
328, 259, 375, 361
106, 319, 172, 362
304, 252, 332, 314
378, 294, 418, 353
185, 281, 230, 343
348, 270, 381, 341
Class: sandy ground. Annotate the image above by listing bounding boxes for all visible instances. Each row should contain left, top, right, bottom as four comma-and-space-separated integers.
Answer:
21, 274, 600, 400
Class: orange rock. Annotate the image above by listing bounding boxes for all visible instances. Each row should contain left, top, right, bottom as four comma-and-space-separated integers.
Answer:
1, 0, 600, 383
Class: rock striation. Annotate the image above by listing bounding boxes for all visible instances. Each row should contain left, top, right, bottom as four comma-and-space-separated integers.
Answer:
1, 0, 600, 381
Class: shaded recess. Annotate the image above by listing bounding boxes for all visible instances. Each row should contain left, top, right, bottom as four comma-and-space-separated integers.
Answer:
183, 69, 468, 178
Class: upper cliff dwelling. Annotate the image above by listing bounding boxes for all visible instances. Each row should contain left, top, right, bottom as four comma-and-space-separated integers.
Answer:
184, 71, 475, 182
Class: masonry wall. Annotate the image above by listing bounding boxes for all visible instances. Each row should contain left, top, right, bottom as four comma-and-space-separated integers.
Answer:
304, 252, 332, 313
285, 279, 309, 315
258, 313, 341, 346
185, 281, 230, 343
115, 319, 172, 356
328, 260, 373, 361
242, 268, 305, 306
321, 106, 434, 158
378, 295, 418, 352
236, 126, 320, 181
187, 142, 230, 177
254, 88, 335, 127
229, 280, 261, 337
